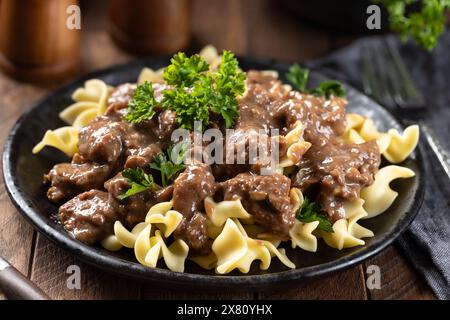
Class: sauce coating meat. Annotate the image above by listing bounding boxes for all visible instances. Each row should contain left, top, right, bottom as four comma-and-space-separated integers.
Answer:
279, 91, 381, 221
220, 172, 295, 238
44, 154, 112, 202
59, 190, 119, 245
172, 163, 216, 252
293, 140, 380, 221
44, 70, 381, 256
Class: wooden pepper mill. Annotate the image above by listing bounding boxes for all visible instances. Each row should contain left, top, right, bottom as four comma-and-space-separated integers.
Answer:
0, 0, 81, 83
108, 0, 191, 55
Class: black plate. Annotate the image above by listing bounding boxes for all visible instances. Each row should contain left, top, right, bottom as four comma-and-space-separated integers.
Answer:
2, 57, 425, 290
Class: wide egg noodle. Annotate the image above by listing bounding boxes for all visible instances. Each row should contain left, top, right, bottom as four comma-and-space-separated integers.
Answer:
33, 79, 111, 157
204, 197, 252, 227
287, 187, 321, 252
138, 67, 165, 84
345, 113, 419, 163
279, 120, 312, 168
134, 227, 189, 273
144, 201, 183, 238
360, 165, 415, 218
32, 126, 79, 157
101, 201, 188, 272
289, 220, 320, 252
320, 199, 374, 250
211, 218, 295, 274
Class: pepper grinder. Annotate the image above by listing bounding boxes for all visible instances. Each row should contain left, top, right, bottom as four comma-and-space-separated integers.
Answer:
0, 0, 81, 83
108, 0, 191, 55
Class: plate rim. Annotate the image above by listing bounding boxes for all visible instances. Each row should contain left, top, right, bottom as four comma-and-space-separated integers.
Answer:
1, 57, 426, 290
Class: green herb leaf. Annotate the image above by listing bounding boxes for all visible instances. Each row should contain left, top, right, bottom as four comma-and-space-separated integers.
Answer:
125, 81, 157, 124
296, 197, 334, 233
126, 51, 245, 129
286, 64, 309, 92
149, 143, 187, 187
161, 86, 210, 130
161, 50, 245, 129
310, 80, 346, 98
286, 65, 346, 98
163, 52, 209, 87
119, 168, 154, 200
211, 51, 246, 128
373, 0, 450, 51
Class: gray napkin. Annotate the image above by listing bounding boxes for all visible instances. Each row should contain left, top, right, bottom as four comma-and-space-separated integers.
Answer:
305, 33, 450, 299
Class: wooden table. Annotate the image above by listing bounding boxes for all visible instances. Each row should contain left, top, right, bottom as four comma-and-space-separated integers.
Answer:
0, 0, 436, 300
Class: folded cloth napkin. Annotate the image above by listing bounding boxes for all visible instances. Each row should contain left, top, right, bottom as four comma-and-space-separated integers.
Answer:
305, 32, 450, 299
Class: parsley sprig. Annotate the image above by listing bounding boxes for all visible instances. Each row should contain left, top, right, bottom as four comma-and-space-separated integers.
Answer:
119, 143, 188, 199
286, 64, 309, 92
374, 0, 450, 51
149, 143, 187, 187
286, 64, 346, 99
125, 51, 245, 129
310, 81, 346, 98
124, 81, 157, 124
164, 52, 209, 87
296, 197, 334, 233
118, 167, 154, 200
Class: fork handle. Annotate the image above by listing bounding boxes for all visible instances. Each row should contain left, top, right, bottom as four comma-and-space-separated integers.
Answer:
0, 257, 50, 300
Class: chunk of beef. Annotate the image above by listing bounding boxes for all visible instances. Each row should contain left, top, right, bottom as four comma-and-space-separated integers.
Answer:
104, 173, 173, 227
78, 116, 125, 164
283, 91, 347, 145
106, 83, 136, 110
293, 140, 381, 221
59, 190, 119, 244
44, 156, 112, 202
124, 144, 162, 169
220, 172, 295, 237
78, 115, 161, 169
172, 164, 216, 252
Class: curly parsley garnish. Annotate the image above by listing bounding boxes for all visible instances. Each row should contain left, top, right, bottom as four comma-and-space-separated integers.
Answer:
163, 50, 245, 129
211, 51, 246, 127
125, 50, 245, 130
296, 197, 334, 233
373, 0, 450, 51
125, 81, 157, 124
164, 52, 210, 87
118, 167, 154, 200
286, 64, 346, 99
149, 143, 187, 187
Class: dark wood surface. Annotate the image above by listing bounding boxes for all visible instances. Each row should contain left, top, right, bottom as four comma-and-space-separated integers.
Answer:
0, 0, 435, 300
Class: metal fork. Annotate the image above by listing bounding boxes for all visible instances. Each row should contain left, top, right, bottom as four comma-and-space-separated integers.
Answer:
362, 37, 450, 182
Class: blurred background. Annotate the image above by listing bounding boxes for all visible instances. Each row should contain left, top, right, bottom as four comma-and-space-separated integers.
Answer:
0, 0, 402, 84
0, 0, 448, 84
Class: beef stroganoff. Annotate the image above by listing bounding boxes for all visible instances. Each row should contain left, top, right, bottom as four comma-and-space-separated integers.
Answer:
33, 46, 419, 274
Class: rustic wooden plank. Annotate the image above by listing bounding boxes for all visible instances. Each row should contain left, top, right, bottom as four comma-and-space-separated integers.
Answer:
258, 265, 368, 300
364, 245, 436, 300
0, 72, 47, 300
29, 235, 141, 300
